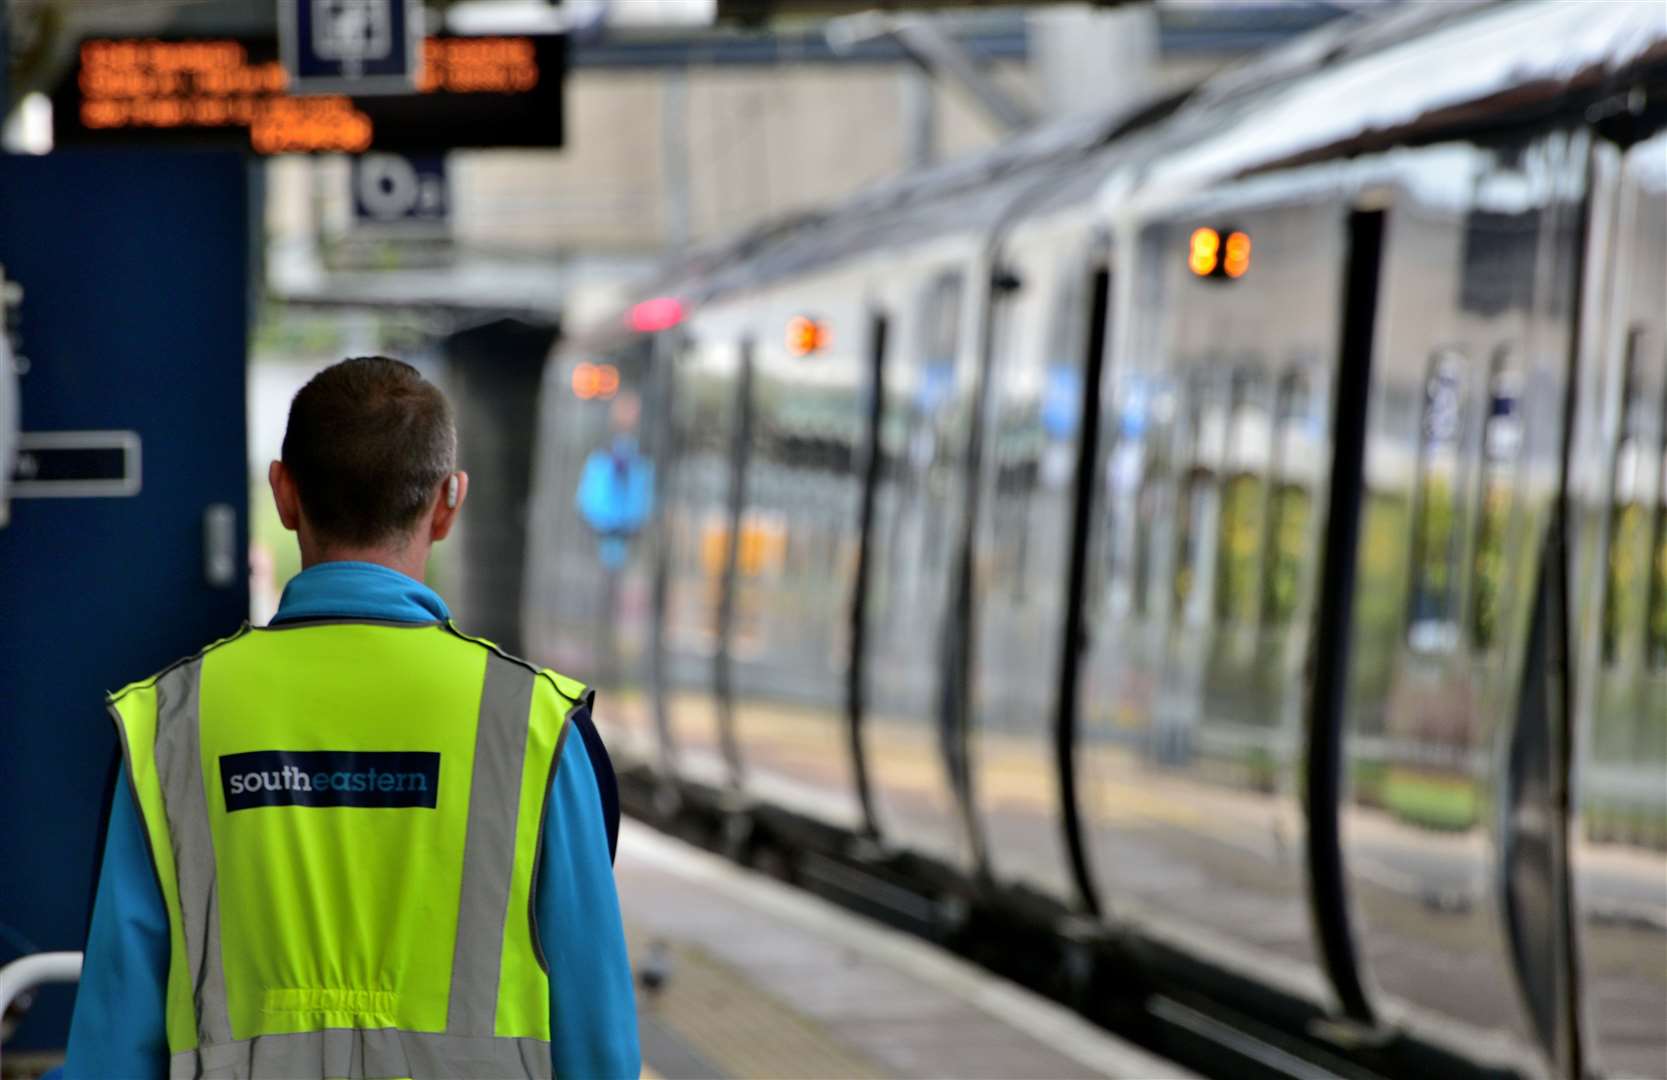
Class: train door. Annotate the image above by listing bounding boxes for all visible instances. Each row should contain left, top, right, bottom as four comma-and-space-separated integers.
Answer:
656, 314, 753, 792
1569, 125, 1667, 1080
965, 210, 1105, 905
724, 273, 870, 831
524, 332, 660, 764
860, 247, 986, 874
1078, 190, 1348, 1004
1336, 133, 1590, 1077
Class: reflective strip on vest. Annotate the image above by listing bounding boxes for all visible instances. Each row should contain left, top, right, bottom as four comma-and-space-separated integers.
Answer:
448, 652, 536, 1036
171, 1028, 551, 1080
108, 623, 574, 1079
152, 658, 234, 1047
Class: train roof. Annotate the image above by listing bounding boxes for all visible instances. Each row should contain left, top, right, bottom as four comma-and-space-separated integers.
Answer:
576, 0, 1666, 346
1151, 0, 1666, 185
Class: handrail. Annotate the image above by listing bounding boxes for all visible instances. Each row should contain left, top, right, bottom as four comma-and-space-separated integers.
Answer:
0, 950, 83, 1069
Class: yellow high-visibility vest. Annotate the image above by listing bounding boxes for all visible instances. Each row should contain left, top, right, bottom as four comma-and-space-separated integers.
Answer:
107, 618, 587, 1079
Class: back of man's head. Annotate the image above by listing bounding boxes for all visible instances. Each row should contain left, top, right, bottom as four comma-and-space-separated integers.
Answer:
281, 356, 457, 548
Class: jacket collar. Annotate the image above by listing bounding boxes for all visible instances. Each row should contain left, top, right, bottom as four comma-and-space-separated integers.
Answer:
270, 560, 450, 625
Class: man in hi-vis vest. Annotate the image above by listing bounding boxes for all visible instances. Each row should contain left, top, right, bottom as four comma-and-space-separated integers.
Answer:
63, 357, 640, 1078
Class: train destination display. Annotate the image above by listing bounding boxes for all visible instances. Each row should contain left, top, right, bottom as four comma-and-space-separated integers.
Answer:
53, 34, 564, 153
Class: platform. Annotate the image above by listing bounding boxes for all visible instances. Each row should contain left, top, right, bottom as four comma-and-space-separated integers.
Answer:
617, 821, 1195, 1080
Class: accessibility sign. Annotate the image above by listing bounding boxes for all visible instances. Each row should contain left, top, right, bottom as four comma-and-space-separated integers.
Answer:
281, 0, 422, 95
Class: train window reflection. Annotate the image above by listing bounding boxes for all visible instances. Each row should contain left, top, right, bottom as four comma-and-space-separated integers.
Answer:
1407, 348, 1465, 655
1603, 329, 1649, 667
1471, 347, 1521, 652
1214, 368, 1268, 625
1261, 369, 1314, 629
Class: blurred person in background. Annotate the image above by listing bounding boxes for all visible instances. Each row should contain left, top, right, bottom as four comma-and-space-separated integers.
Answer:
63, 357, 639, 1079
576, 390, 655, 573
576, 390, 655, 685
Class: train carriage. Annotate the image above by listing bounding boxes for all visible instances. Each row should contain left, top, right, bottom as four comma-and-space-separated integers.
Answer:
524, 3, 1667, 1076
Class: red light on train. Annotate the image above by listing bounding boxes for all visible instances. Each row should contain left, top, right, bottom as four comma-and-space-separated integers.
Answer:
572, 362, 620, 400
628, 296, 684, 333
786, 315, 828, 357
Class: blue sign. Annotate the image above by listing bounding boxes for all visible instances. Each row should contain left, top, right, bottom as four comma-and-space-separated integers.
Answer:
220, 750, 441, 811
281, 0, 420, 96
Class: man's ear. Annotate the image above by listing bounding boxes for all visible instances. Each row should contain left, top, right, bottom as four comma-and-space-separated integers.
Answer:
431, 471, 467, 542
269, 460, 301, 532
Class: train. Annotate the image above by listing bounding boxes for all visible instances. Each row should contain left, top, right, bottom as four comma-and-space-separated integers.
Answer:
522, 3, 1667, 1077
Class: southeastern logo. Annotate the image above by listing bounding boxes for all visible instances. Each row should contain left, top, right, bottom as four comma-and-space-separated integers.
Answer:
220, 750, 440, 811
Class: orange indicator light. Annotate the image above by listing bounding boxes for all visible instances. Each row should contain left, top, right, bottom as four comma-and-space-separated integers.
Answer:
1224, 231, 1252, 278
786, 315, 828, 357
1188, 227, 1220, 277
572, 362, 620, 400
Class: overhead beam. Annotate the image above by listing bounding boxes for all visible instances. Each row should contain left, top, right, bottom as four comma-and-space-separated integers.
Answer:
826, 10, 1035, 133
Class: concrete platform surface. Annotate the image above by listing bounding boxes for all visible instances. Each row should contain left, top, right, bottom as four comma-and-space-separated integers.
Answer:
617, 821, 1198, 1080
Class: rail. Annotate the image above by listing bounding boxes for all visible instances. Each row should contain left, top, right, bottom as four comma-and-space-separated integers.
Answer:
0, 951, 82, 1071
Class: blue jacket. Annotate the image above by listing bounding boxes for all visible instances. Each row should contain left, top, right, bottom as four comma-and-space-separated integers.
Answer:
62, 561, 641, 1079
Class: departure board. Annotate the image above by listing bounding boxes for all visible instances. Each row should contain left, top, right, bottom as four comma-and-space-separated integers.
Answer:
52, 34, 565, 153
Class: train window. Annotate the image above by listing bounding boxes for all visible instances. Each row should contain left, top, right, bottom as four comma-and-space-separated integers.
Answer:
1040, 263, 1086, 489
892, 269, 965, 602
1650, 424, 1667, 671
1097, 379, 1138, 616
919, 270, 964, 369
1603, 328, 1649, 667
1407, 348, 1465, 655
1261, 368, 1314, 629
1129, 382, 1171, 618
1173, 368, 1219, 621
1045, 265, 1086, 371
1470, 347, 1522, 652
1214, 367, 1268, 624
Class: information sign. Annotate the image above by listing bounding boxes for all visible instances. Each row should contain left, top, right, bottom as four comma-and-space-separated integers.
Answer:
53, 33, 564, 153
280, 0, 421, 96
